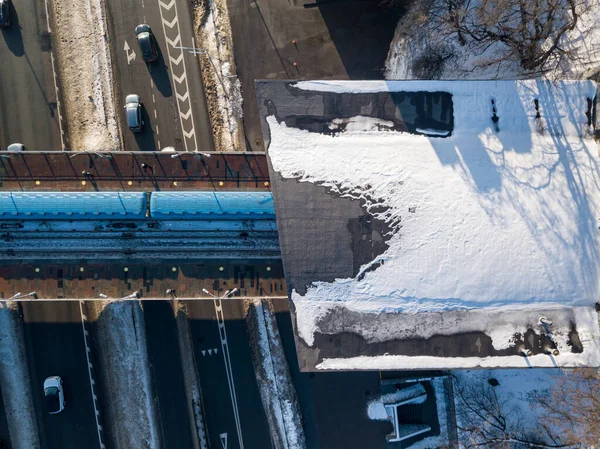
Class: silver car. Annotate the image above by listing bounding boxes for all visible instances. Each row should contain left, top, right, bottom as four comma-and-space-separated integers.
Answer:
44, 376, 66, 414
125, 94, 143, 132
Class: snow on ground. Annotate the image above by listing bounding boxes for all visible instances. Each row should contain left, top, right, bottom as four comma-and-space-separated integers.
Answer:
0, 302, 41, 449
453, 368, 560, 446
385, 0, 600, 80
193, 0, 244, 151
247, 299, 306, 449
266, 80, 600, 367
50, 0, 120, 150
93, 300, 160, 449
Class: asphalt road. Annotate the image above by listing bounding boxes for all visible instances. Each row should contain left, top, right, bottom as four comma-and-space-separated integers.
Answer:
142, 300, 195, 449
0, 0, 62, 150
0, 385, 11, 449
187, 299, 273, 449
105, 0, 214, 152
21, 301, 100, 449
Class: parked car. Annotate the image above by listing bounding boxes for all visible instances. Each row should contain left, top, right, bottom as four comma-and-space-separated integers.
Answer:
125, 94, 143, 132
7, 143, 25, 152
135, 24, 158, 63
0, 0, 11, 28
44, 376, 65, 414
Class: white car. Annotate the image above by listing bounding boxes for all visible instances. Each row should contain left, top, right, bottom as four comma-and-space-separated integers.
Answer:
43, 376, 65, 414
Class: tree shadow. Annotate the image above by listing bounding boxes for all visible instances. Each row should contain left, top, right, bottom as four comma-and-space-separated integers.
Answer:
0, 1, 24, 57
148, 50, 172, 98
133, 104, 158, 151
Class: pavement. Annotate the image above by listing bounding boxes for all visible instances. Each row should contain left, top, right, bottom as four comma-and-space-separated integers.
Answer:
143, 301, 195, 449
225, 0, 403, 151
105, 0, 213, 152
0, 0, 63, 150
187, 299, 273, 449
21, 301, 101, 449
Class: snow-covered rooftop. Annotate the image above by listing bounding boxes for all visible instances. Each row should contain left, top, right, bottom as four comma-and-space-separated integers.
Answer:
260, 79, 600, 369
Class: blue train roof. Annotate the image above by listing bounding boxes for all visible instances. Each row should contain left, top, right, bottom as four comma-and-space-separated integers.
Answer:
0, 192, 147, 219
150, 191, 275, 219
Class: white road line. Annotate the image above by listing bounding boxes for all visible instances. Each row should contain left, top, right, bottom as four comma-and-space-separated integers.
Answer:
158, 0, 176, 10
79, 301, 105, 449
154, 110, 157, 119
43, 0, 52, 32
162, 15, 178, 29
157, 0, 196, 152
152, 93, 156, 103
180, 108, 192, 121
155, 125, 159, 135
214, 299, 244, 449
157, 140, 161, 148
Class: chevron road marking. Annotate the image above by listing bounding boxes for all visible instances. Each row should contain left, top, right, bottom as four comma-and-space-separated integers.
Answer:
158, 0, 176, 10
180, 108, 192, 121
169, 52, 184, 65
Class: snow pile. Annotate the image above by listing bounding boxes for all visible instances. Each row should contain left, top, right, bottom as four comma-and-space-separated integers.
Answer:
266, 80, 600, 368
94, 300, 160, 449
246, 299, 306, 449
367, 383, 427, 420
50, 0, 120, 150
385, 0, 600, 80
193, 0, 245, 151
174, 301, 208, 449
0, 302, 41, 449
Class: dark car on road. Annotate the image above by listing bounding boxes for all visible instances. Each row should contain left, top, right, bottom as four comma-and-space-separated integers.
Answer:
0, 0, 11, 28
135, 24, 158, 63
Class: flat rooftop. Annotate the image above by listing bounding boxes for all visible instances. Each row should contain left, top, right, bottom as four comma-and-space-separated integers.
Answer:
257, 80, 600, 370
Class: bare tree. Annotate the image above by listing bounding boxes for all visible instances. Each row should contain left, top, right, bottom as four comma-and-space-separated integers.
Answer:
532, 368, 600, 448
453, 375, 573, 449
441, 0, 580, 73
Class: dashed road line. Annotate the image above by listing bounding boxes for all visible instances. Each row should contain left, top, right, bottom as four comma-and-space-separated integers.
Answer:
79, 301, 106, 449
214, 299, 244, 449
154, 110, 157, 119
156, 125, 160, 135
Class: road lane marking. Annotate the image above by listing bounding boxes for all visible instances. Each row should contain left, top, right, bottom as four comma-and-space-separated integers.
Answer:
154, 110, 157, 119
79, 301, 106, 449
155, 125, 159, 135
176, 91, 189, 102
180, 108, 192, 121
172, 72, 186, 84
220, 433, 228, 449
165, 34, 182, 47
152, 93, 156, 103
169, 53, 184, 65
123, 41, 137, 65
157, 0, 197, 151
159, 0, 176, 10
214, 300, 244, 449
162, 15, 178, 29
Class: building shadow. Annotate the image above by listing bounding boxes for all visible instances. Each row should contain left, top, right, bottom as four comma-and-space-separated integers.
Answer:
313, 0, 405, 79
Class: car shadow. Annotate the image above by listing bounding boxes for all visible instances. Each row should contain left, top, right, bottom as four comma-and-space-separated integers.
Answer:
1, 1, 24, 56
133, 104, 158, 151
148, 50, 172, 98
